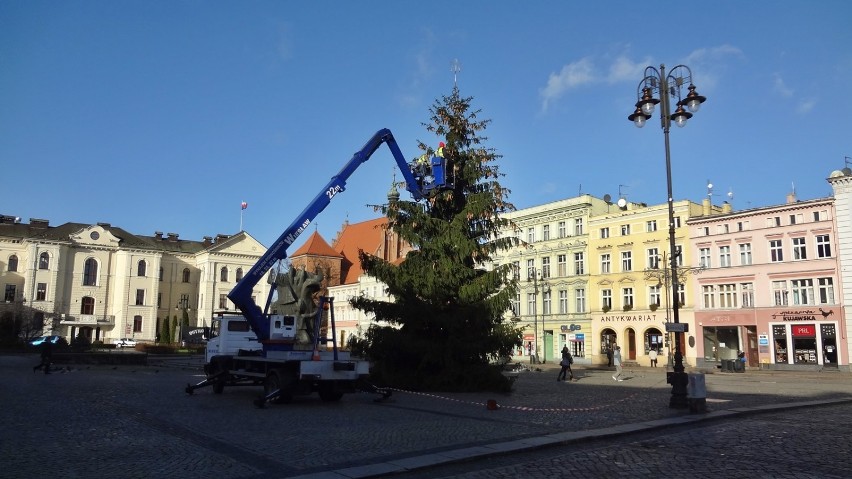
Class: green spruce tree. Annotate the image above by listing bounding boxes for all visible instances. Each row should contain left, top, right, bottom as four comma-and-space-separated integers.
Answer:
161, 317, 171, 344
352, 87, 521, 392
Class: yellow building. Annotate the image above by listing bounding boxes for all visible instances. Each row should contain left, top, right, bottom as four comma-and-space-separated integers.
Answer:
587, 199, 721, 367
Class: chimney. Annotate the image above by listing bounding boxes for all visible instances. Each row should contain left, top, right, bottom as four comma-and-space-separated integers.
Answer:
215, 234, 230, 243
203, 236, 213, 246
722, 201, 732, 214
167, 233, 179, 242
702, 198, 711, 216
786, 192, 797, 204
154, 231, 163, 240
30, 218, 49, 228
97, 222, 111, 228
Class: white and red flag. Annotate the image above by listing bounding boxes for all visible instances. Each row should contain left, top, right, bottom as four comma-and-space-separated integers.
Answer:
241, 201, 248, 210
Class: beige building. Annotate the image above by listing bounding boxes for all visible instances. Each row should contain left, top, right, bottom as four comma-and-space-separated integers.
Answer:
0, 215, 268, 345
489, 195, 612, 365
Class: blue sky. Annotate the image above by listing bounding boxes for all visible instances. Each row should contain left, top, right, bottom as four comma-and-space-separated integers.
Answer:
2, 1, 851, 250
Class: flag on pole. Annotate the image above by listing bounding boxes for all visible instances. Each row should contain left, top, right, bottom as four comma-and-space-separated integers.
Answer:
241, 201, 248, 210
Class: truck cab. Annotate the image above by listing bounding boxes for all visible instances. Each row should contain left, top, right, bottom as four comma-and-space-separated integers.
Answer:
205, 312, 262, 363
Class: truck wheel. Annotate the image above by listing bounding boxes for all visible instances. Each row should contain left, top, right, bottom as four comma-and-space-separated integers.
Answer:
265, 370, 294, 404
318, 383, 343, 402
212, 376, 226, 394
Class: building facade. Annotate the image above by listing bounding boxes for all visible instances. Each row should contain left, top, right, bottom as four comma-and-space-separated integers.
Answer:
0, 216, 268, 345
688, 195, 844, 370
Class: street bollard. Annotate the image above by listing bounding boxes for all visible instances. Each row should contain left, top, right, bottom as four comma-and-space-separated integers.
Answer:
687, 373, 707, 413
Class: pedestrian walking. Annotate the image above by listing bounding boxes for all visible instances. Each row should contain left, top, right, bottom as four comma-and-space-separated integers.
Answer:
612, 346, 623, 381
557, 345, 574, 381
649, 348, 658, 367
33, 339, 53, 374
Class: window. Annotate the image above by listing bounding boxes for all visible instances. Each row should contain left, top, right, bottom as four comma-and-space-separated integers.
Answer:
792, 237, 807, 260
676, 283, 685, 306
575, 288, 585, 313
558, 221, 567, 238
4, 284, 16, 302
36, 283, 47, 301
179, 294, 189, 309
526, 259, 535, 279
542, 290, 552, 315
702, 285, 715, 308
574, 218, 584, 235
220, 267, 229, 282
135, 289, 145, 306
600, 227, 609, 239
772, 280, 788, 306
646, 220, 657, 232
770, 240, 783, 262
541, 257, 551, 278
673, 216, 681, 228
739, 243, 752, 265
542, 225, 550, 241
7, 255, 18, 272
39, 252, 49, 270
182, 268, 191, 283
741, 283, 754, 308
600, 254, 611, 274
527, 227, 535, 244
791, 279, 814, 305
601, 289, 612, 310
558, 290, 568, 314
622, 288, 634, 309
620, 224, 631, 236
574, 252, 585, 275
719, 246, 731, 267
83, 258, 98, 286
649, 285, 660, 307
818, 278, 835, 304
621, 251, 632, 272
557, 255, 567, 277
81, 296, 95, 315
702, 226, 710, 236
816, 235, 832, 258
157, 292, 162, 308
511, 261, 520, 280
236, 268, 244, 282
647, 248, 660, 269
527, 293, 536, 316
510, 293, 520, 316
699, 248, 711, 268
133, 315, 143, 333
159, 267, 164, 281
219, 294, 229, 309
719, 284, 737, 308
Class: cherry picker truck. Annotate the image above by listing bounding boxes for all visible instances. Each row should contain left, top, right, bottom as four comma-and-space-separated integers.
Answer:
185, 129, 449, 407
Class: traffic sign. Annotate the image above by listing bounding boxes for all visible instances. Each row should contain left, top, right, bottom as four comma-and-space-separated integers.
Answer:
665, 322, 689, 333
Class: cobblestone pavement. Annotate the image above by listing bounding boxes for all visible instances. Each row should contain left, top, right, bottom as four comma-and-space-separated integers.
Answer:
1, 354, 851, 479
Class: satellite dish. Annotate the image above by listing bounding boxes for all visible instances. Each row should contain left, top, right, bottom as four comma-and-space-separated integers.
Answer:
603, 194, 612, 203
617, 198, 627, 208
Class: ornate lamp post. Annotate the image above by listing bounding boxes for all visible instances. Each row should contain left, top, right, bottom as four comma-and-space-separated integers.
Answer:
527, 269, 549, 365
629, 64, 706, 409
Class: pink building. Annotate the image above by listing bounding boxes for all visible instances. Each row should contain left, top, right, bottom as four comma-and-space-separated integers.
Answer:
687, 196, 843, 371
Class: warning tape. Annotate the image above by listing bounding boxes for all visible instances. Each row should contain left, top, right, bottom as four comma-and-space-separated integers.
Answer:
385, 373, 662, 412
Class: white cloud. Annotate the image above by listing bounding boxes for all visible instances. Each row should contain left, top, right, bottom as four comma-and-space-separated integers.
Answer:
540, 57, 596, 112
797, 98, 816, 114
607, 56, 648, 84
773, 73, 794, 98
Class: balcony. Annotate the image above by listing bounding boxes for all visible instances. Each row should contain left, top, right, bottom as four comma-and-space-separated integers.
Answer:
60, 314, 115, 325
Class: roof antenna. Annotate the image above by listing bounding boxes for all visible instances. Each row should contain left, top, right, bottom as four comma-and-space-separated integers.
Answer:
706, 180, 714, 199
451, 59, 461, 87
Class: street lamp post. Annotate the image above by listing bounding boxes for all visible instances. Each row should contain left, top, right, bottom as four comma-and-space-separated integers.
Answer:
629, 64, 706, 409
527, 269, 549, 365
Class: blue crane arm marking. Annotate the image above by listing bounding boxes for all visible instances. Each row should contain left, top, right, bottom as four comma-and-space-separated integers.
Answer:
227, 129, 424, 341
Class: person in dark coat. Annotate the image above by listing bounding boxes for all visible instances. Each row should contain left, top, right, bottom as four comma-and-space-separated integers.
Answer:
33, 339, 53, 374
606, 347, 613, 367
557, 345, 575, 381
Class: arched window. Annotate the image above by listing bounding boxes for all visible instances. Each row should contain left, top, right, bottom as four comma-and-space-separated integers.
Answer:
182, 268, 190, 283
220, 267, 228, 282
137, 260, 147, 277
83, 258, 98, 286
7, 255, 18, 272
235, 268, 243, 282
644, 327, 664, 353
80, 296, 95, 315
39, 252, 50, 270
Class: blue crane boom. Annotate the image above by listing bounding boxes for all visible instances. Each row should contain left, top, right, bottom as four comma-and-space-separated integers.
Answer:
227, 128, 446, 343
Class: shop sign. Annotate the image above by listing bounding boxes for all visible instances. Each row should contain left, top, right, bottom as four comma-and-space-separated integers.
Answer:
600, 313, 659, 322
758, 335, 769, 346
791, 325, 816, 337
560, 324, 581, 332
575, 333, 585, 341
665, 322, 688, 333
772, 309, 819, 321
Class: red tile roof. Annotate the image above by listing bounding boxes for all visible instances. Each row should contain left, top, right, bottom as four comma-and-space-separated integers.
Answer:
291, 231, 342, 259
